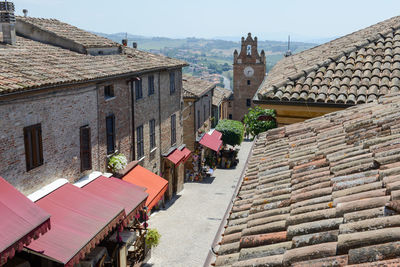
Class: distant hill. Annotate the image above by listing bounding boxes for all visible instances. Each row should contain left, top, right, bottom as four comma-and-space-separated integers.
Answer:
93, 32, 318, 88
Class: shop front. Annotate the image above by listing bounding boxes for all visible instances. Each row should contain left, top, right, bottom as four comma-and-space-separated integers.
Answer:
122, 165, 168, 213
162, 146, 191, 200
187, 130, 223, 181
25, 182, 126, 267
0, 177, 51, 267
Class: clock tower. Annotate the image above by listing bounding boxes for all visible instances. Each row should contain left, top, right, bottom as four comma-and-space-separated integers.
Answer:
232, 33, 266, 121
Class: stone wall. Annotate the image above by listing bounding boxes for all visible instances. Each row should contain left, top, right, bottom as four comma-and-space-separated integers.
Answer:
183, 99, 196, 152
132, 74, 160, 174
0, 68, 184, 197
0, 85, 99, 195
233, 64, 265, 121
159, 69, 183, 154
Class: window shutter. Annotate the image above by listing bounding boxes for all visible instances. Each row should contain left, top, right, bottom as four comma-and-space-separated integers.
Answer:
23, 128, 32, 171
80, 126, 92, 171
37, 125, 43, 165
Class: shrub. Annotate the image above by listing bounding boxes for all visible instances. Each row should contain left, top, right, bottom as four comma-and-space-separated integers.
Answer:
145, 228, 161, 248
243, 107, 277, 138
107, 153, 127, 172
215, 119, 244, 146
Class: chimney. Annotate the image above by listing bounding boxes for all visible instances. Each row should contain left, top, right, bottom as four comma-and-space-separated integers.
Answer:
132, 42, 137, 49
22, 8, 27, 17
122, 39, 128, 46
0, 1, 16, 45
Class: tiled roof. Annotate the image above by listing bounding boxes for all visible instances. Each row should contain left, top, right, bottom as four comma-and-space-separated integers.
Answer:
0, 27, 187, 95
256, 16, 400, 105
182, 75, 216, 99
17, 17, 118, 48
215, 93, 400, 266
212, 86, 233, 106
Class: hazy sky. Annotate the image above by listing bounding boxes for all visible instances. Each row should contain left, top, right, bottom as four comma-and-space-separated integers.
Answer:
13, 0, 400, 41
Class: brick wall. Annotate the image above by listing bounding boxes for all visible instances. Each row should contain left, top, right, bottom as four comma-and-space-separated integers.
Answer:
159, 68, 184, 198
97, 79, 132, 172
233, 64, 265, 121
183, 99, 196, 152
132, 74, 160, 174
0, 85, 99, 195
159, 69, 183, 154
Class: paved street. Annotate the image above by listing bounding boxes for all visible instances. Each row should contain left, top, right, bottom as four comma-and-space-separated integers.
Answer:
145, 140, 253, 267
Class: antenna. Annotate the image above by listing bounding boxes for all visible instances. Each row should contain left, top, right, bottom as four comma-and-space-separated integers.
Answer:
284, 35, 292, 57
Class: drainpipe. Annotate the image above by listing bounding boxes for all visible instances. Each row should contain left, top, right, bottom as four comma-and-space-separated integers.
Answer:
158, 72, 162, 175
131, 80, 135, 160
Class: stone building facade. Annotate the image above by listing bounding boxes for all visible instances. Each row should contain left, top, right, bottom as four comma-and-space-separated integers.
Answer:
0, 84, 99, 194
182, 75, 216, 152
233, 33, 266, 121
212, 86, 233, 127
0, 16, 186, 196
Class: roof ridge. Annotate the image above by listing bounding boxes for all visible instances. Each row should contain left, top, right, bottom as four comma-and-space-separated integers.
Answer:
258, 17, 400, 100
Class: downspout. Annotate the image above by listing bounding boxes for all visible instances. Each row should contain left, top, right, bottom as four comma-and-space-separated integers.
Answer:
158, 72, 163, 175
96, 85, 101, 171
131, 81, 135, 160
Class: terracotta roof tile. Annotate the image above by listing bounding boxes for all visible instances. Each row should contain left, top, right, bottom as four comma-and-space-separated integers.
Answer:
214, 93, 400, 266
182, 75, 216, 98
256, 16, 400, 105
0, 18, 187, 95
212, 86, 233, 106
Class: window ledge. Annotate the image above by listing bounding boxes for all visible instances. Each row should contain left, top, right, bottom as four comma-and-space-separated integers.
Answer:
105, 96, 116, 102
137, 156, 146, 163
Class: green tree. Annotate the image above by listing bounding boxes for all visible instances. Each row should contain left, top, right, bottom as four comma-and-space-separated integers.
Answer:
215, 119, 244, 146
243, 107, 277, 138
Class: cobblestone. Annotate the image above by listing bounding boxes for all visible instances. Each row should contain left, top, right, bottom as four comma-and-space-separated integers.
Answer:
145, 140, 253, 267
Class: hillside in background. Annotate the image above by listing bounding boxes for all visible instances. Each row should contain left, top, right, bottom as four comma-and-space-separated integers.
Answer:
95, 32, 317, 89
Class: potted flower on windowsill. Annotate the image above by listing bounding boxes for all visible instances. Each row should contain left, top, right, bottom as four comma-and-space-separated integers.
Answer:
144, 228, 161, 261
107, 153, 128, 174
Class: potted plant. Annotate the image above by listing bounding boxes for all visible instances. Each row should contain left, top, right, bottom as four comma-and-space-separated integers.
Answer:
107, 153, 128, 173
144, 228, 161, 261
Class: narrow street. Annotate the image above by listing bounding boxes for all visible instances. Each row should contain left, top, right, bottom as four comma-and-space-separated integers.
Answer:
145, 140, 253, 267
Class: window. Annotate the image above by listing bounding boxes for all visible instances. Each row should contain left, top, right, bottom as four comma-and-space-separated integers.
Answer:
80, 126, 92, 172
106, 114, 115, 154
24, 124, 43, 171
171, 114, 176, 145
247, 45, 251, 55
104, 85, 114, 99
149, 119, 156, 149
170, 72, 175, 94
137, 125, 144, 159
247, 80, 251, 85
148, 75, 155, 96
197, 110, 201, 129
228, 101, 232, 108
246, 99, 251, 107
203, 104, 206, 122
135, 79, 143, 100
229, 114, 233, 119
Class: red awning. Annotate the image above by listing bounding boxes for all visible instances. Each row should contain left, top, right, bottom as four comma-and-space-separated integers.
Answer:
211, 130, 223, 140
199, 132, 223, 152
123, 166, 168, 212
82, 176, 148, 224
166, 148, 185, 165
26, 183, 125, 267
181, 147, 192, 162
0, 177, 51, 266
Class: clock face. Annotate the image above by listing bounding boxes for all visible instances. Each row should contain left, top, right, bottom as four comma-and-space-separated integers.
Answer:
244, 66, 254, 77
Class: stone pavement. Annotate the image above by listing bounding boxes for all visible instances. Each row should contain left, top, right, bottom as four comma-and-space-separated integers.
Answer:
145, 140, 253, 267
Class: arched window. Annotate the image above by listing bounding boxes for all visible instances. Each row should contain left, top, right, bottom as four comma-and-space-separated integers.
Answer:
247, 45, 251, 55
